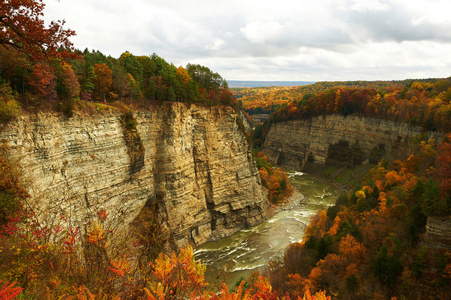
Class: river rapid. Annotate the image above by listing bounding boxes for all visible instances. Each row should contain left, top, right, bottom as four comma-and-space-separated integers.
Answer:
194, 171, 340, 287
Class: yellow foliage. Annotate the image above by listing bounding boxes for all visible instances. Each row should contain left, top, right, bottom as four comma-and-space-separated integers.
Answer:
86, 221, 109, 248
0, 82, 21, 123
176, 66, 192, 85
355, 190, 366, 201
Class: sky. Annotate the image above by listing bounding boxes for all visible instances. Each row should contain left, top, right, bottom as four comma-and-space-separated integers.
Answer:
43, 0, 451, 82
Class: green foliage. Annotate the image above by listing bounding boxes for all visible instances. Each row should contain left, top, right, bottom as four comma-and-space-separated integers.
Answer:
316, 235, 334, 261
406, 203, 427, 245
1, 44, 238, 114
336, 219, 362, 242
0, 144, 28, 226
0, 82, 21, 123
121, 110, 137, 131
373, 245, 403, 287
0, 191, 20, 226
413, 178, 444, 215
345, 274, 359, 293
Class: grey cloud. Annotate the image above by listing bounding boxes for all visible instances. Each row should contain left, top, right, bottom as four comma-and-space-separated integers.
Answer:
340, 3, 451, 42
44, 0, 451, 81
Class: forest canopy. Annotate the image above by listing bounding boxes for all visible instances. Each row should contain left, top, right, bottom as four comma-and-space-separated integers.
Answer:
0, 1, 235, 122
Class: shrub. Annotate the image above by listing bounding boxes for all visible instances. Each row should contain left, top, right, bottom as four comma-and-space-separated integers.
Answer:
0, 82, 21, 123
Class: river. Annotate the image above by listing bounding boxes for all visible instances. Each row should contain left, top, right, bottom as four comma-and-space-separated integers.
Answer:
194, 171, 340, 287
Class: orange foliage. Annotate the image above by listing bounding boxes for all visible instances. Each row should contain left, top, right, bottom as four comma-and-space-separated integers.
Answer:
256, 152, 293, 204
303, 289, 331, 300
148, 246, 207, 299
338, 234, 365, 262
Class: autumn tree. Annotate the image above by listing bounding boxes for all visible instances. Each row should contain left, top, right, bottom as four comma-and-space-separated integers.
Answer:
0, 0, 75, 59
27, 61, 56, 104
55, 61, 80, 100
176, 66, 191, 85
93, 63, 112, 102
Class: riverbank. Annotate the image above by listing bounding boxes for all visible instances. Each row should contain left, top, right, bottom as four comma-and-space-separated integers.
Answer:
301, 161, 376, 192
273, 175, 309, 214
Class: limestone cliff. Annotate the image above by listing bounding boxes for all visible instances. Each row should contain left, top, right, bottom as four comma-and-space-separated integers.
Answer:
262, 115, 443, 169
0, 103, 270, 247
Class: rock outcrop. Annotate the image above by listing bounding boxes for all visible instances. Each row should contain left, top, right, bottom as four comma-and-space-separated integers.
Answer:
422, 216, 451, 251
262, 115, 443, 169
0, 103, 270, 247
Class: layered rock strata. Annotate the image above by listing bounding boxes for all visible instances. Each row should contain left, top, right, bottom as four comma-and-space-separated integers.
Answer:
1, 103, 270, 247
262, 115, 443, 169
422, 216, 451, 251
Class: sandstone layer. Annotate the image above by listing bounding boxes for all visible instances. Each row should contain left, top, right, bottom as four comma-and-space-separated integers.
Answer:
0, 103, 270, 247
262, 115, 443, 169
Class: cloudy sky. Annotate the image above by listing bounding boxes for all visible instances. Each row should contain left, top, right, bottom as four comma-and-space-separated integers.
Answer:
43, 0, 451, 81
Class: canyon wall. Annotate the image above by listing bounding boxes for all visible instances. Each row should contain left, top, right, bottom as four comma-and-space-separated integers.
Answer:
262, 115, 443, 170
0, 103, 270, 247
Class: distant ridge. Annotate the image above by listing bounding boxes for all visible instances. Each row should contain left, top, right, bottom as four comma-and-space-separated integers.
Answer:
228, 80, 316, 88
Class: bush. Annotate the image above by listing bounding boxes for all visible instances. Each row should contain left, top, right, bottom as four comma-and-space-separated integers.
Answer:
0, 83, 21, 123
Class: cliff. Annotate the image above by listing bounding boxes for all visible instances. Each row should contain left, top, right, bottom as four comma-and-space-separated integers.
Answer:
0, 103, 270, 247
422, 216, 451, 251
262, 115, 443, 169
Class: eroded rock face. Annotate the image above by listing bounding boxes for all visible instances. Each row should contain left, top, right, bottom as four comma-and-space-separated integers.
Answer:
262, 115, 443, 169
422, 216, 451, 251
0, 103, 270, 247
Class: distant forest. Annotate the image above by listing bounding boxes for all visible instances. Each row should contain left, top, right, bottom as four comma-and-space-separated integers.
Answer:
228, 80, 315, 88
233, 79, 451, 133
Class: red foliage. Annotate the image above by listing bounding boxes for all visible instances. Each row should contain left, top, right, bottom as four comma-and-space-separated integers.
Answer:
0, 0, 75, 59
0, 280, 22, 300
27, 62, 57, 101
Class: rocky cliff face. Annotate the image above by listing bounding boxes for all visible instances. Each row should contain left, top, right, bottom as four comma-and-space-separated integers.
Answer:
262, 115, 443, 169
0, 103, 270, 247
422, 216, 451, 251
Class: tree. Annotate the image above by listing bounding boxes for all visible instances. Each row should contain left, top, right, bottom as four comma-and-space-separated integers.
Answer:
0, 46, 31, 94
373, 245, 403, 288
56, 62, 80, 100
0, 0, 75, 59
176, 66, 191, 85
27, 61, 56, 103
93, 63, 112, 102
